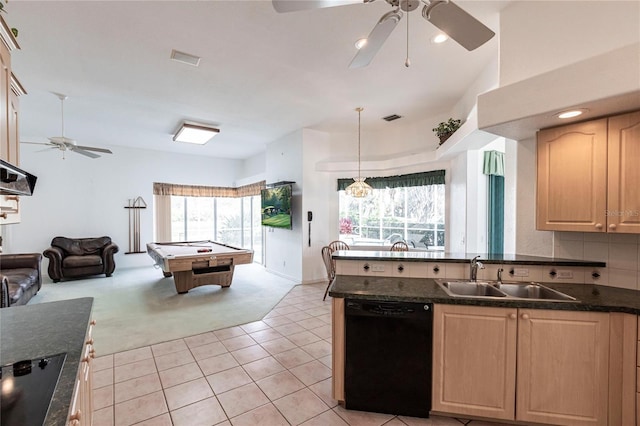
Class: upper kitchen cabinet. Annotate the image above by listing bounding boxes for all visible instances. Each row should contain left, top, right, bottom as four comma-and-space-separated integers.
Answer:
537, 110, 640, 233
607, 110, 640, 234
0, 16, 20, 165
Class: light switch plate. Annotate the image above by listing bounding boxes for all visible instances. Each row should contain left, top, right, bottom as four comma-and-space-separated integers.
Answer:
556, 270, 573, 279
371, 264, 385, 272
512, 268, 529, 277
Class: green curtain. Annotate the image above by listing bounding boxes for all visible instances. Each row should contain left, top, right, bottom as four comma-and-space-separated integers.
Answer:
487, 175, 504, 254
337, 170, 445, 191
483, 150, 505, 176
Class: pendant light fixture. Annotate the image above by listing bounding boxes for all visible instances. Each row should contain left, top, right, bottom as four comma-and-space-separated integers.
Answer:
345, 107, 373, 198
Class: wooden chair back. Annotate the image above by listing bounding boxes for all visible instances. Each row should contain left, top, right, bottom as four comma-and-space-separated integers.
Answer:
321, 246, 334, 281
390, 241, 409, 252
328, 240, 350, 252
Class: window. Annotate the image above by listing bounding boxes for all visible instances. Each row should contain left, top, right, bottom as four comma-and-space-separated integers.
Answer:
338, 171, 446, 250
154, 181, 265, 263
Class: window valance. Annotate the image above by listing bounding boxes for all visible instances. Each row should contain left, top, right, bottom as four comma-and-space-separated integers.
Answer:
153, 181, 266, 198
483, 150, 505, 176
337, 170, 445, 191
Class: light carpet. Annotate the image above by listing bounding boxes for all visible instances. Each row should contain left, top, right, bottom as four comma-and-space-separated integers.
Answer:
29, 263, 299, 355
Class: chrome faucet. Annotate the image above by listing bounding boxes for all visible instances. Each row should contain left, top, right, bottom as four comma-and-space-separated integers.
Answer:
470, 256, 484, 281
497, 268, 504, 284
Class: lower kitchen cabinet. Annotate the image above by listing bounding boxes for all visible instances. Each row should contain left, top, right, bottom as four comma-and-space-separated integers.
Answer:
68, 319, 96, 426
432, 304, 610, 426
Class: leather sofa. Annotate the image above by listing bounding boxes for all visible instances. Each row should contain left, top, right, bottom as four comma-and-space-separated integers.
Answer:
43, 236, 119, 282
0, 253, 43, 308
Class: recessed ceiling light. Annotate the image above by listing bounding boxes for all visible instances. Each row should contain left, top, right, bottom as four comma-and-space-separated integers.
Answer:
173, 122, 219, 145
557, 109, 589, 119
431, 33, 449, 44
355, 38, 367, 50
170, 49, 201, 67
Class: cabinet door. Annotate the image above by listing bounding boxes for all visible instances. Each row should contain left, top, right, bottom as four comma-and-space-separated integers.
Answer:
0, 38, 9, 162
331, 298, 345, 402
516, 309, 609, 425
608, 110, 640, 234
432, 304, 517, 420
537, 119, 608, 232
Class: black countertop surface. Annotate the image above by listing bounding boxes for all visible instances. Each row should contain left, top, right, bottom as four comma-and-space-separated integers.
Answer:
329, 276, 640, 315
1, 298, 94, 426
332, 251, 607, 267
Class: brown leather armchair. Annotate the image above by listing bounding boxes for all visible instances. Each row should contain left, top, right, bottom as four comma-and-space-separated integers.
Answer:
43, 236, 119, 282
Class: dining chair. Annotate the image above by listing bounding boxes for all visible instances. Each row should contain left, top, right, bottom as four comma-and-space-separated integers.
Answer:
328, 240, 350, 252
390, 241, 409, 252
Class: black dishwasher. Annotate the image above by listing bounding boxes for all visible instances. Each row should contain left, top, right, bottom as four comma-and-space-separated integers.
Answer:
345, 299, 432, 418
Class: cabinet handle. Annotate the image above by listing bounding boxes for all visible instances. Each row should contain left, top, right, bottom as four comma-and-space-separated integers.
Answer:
592, 271, 600, 279
90, 320, 97, 326
433, 266, 439, 273
397, 265, 404, 272
363, 264, 370, 271
86, 338, 94, 345
509, 313, 516, 320
521, 313, 530, 320
69, 410, 82, 421
609, 224, 617, 230
595, 223, 603, 229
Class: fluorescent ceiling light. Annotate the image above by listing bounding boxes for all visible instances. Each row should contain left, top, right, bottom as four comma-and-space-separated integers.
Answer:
556, 108, 588, 119
173, 123, 220, 145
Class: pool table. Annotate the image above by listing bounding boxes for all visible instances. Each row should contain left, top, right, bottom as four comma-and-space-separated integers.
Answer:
146, 240, 254, 294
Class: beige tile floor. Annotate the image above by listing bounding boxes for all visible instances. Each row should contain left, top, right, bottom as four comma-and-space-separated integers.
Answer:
91, 283, 504, 426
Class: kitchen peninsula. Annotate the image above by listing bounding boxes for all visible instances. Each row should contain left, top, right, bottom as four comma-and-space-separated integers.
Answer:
329, 251, 639, 426
1, 298, 94, 426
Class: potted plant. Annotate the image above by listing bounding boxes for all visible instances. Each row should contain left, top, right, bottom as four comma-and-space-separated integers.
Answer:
433, 118, 462, 145
0, 1, 18, 38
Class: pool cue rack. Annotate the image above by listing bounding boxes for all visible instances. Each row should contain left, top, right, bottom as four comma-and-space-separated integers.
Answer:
124, 196, 147, 254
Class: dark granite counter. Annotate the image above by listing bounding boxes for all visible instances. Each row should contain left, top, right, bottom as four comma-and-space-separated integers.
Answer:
0, 298, 94, 426
332, 251, 606, 267
329, 275, 640, 315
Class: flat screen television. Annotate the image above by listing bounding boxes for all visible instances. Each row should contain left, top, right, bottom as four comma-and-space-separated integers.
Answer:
261, 184, 292, 229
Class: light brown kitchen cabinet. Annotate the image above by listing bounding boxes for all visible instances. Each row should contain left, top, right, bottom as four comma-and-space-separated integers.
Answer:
537, 110, 640, 233
68, 320, 95, 426
516, 309, 609, 425
432, 304, 610, 425
431, 304, 517, 420
0, 16, 24, 225
331, 298, 345, 403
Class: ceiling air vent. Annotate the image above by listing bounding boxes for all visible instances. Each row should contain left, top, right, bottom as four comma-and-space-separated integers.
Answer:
382, 114, 402, 122
170, 49, 201, 67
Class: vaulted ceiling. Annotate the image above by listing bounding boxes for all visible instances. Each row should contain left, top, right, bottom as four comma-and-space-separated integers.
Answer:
8, 1, 509, 160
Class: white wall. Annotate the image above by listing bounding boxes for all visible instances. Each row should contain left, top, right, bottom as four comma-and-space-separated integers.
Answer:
500, 1, 640, 86
301, 129, 333, 284
6, 145, 241, 270
264, 130, 304, 282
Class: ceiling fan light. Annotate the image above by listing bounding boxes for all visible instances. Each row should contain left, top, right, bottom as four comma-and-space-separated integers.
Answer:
431, 33, 448, 44
355, 38, 368, 50
173, 122, 220, 145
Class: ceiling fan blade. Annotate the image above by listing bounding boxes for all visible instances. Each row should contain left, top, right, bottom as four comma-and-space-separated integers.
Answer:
72, 148, 101, 159
423, 0, 495, 51
273, 0, 363, 13
349, 9, 403, 69
73, 145, 113, 154
20, 141, 53, 146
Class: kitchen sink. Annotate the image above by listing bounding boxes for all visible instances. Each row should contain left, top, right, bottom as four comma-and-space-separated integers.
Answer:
436, 281, 507, 298
435, 279, 578, 302
493, 282, 577, 301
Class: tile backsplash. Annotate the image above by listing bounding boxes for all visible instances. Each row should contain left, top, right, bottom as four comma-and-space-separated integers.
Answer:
554, 232, 639, 290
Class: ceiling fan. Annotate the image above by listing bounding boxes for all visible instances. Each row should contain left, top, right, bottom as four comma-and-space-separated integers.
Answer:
272, 0, 495, 68
20, 93, 113, 159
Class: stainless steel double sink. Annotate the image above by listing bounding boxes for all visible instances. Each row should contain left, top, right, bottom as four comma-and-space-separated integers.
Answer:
435, 279, 578, 302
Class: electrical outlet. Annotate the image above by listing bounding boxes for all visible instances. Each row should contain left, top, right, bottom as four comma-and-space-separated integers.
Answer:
512, 268, 529, 277
371, 264, 385, 272
556, 270, 573, 279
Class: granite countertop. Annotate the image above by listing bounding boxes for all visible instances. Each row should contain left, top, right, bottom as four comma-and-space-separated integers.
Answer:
329, 275, 640, 315
332, 251, 607, 267
1, 297, 94, 426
